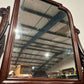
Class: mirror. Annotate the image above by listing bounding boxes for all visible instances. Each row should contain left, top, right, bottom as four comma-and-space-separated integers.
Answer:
9, 0, 78, 79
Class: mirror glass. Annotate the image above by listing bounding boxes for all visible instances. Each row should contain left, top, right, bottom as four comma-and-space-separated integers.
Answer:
9, 0, 78, 79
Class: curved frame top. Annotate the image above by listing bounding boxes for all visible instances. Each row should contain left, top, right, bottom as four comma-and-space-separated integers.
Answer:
0, 0, 84, 84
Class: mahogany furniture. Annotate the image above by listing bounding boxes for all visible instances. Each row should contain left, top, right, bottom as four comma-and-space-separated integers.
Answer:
0, 0, 84, 84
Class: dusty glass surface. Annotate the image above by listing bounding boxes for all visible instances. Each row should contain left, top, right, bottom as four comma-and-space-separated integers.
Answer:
9, 0, 78, 79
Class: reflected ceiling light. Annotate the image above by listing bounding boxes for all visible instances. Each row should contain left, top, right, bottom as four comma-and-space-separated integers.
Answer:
15, 29, 19, 34
15, 23, 22, 33
15, 28, 28, 35
13, 48, 19, 52
32, 66, 35, 70
13, 48, 16, 52
45, 53, 50, 57
15, 34, 20, 39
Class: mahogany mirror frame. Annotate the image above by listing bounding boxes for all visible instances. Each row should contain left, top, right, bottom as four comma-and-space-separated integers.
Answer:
0, 0, 84, 84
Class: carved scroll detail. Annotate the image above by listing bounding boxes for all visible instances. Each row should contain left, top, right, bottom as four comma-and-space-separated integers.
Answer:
75, 28, 84, 55
0, 6, 10, 40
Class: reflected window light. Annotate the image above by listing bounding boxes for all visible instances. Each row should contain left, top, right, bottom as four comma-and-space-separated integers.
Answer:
14, 28, 21, 39
45, 53, 50, 58
32, 66, 35, 70
13, 48, 19, 52
13, 48, 16, 52
15, 34, 20, 39
15, 29, 20, 34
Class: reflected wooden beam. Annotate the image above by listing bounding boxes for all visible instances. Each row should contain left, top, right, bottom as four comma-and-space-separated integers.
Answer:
22, 7, 68, 25
14, 45, 60, 53
21, 24, 71, 39
14, 43, 63, 51
14, 43, 63, 52
14, 39, 70, 50
12, 56, 58, 63
13, 52, 63, 59
33, 42, 70, 49
12, 60, 54, 65
18, 32, 71, 46
22, 7, 52, 19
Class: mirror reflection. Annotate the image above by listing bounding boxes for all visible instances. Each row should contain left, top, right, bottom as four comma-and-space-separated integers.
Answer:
9, 0, 78, 79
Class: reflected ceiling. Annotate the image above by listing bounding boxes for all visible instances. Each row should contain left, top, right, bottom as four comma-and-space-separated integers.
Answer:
10, 0, 74, 71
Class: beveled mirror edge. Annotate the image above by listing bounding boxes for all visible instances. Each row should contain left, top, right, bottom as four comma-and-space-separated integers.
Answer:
0, 0, 84, 84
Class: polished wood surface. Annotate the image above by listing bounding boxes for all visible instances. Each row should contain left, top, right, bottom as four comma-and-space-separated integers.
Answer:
0, 6, 10, 82
0, 0, 84, 84
0, 0, 20, 82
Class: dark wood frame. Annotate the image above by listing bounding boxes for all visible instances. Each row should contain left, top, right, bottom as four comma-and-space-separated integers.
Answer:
0, 0, 84, 84
0, 6, 10, 81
